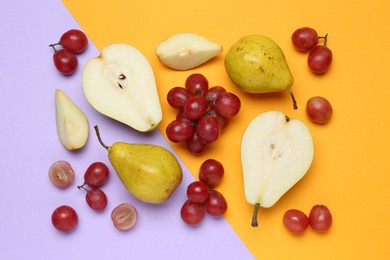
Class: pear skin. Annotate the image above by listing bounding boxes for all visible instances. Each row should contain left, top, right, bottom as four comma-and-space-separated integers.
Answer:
94, 126, 182, 204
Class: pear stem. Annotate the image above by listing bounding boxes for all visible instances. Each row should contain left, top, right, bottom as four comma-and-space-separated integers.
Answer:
94, 125, 109, 150
287, 87, 298, 110
251, 203, 260, 227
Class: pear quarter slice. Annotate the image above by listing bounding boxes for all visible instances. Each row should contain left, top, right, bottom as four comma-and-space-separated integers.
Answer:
241, 111, 314, 226
82, 43, 162, 132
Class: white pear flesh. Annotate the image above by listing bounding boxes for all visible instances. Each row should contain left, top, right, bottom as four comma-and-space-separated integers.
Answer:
155, 32, 223, 70
55, 89, 89, 150
241, 111, 314, 209
82, 43, 162, 132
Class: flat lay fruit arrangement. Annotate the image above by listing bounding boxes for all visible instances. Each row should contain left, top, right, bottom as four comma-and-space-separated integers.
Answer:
48, 27, 334, 234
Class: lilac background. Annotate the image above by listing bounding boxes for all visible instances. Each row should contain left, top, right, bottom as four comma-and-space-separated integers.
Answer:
0, 0, 253, 259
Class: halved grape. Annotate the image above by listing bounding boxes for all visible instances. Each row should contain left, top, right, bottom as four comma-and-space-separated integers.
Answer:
48, 160, 75, 189
111, 203, 137, 231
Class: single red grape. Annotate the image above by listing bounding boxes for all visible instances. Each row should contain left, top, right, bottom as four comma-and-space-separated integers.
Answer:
185, 132, 206, 154
187, 181, 210, 203
205, 86, 227, 105
185, 73, 209, 96
180, 199, 206, 225
84, 188, 108, 211
59, 29, 88, 54
167, 87, 191, 110
283, 209, 309, 234
306, 96, 333, 124
111, 203, 137, 231
166, 119, 194, 143
309, 204, 332, 232
84, 162, 109, 187
291, 27, 318, 52
183, 95, 209, 120
205, 190, 227, 217
51, 205, 78, 232
48, 160, 74, 189
308, 45, 332, 74
198, 159, 224, 188
52, 48, 78, 75
196, 115, 220, 144
214, 92, 241, 118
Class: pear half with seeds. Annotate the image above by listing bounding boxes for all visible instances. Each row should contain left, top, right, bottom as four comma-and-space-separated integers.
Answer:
82, 43, 162, 132
241, 111, 314, 227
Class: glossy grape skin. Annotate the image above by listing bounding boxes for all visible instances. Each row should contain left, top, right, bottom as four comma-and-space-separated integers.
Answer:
196, 115, 220, 144
205, 109, 229, 130
85, 188, 108, 211
53, 49, 78, 75
167, 87, 191, 110
198, 159, 224, 188
180, 199, 206, 225
60, 29, 88, 54
185, 73, 209, 96
283, 209, 309, 234
308, 45, 332, 74
185, 132, 206, 154
48, 160, 74, 189
205, 86, 227, 105
306, 96, 333, 124
183, 95, 209, 120
214, 92, 241, 118
111, 203, 137, 231
292, 27, 318, 52
309, 204, 332, 232
205, 190, 227, 217
84, 162, 109, 187
187, 181, 210, 203
166, 119, 194, 143
51, 205, 78, 232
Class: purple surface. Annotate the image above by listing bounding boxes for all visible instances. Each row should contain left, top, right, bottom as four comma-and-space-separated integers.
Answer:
0, 1, 253, 259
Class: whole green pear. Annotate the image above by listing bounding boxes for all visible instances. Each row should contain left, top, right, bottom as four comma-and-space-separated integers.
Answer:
225, 35, 297, 109
94, 126, 182, 204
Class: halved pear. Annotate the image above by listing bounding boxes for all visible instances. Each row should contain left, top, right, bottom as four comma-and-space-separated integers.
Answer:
82, 43, 162, 132
55, 89, 89, 150
241, 111, 314, 227
155, 32, 222, 70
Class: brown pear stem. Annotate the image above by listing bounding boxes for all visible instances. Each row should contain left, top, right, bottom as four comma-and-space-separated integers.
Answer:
287, 87, 298, 110
94, 125, 109, 150
251, 203, 260, 227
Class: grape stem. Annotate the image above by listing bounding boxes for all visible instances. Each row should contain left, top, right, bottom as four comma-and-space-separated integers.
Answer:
287, 87, 298, 110
94, 125, 109, 150
319, 34, 329, 46
251, 203, 260, 227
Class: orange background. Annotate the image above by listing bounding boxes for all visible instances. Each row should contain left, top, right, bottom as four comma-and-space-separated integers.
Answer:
62, 0, 390, 258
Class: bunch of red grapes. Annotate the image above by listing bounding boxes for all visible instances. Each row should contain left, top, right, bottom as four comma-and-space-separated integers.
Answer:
166, 73, 241, 154
291, 27, 332, 74
180, 159, 228, 225
49, 29, 88, 75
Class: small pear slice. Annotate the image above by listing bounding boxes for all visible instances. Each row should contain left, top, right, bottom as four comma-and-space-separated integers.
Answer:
241, 111, 314, 226
82, 43, 162, 132
156, 32, 223, 70
55, 89, 89, 150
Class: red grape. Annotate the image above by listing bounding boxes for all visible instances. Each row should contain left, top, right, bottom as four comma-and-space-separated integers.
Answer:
309, 204, 332, 232
187, 181, 210, 203
48, 160, 74, 189
205, 109, 229, 130
308, 45, 332, 74
167, 87, 191, 110
52, 48, 78, 75
84, 162, 109, 187
206, 86, 227, 105
85, 188, 108, 211
51, 205, 78, 232
291, 27, 319, 52
306, 96, 333, 124
183, 95, 208, 120
214, 92, 241, 118
185, 132, 206, 154
59, 29, 88, 54
283, 209, 309, 234
205, 190, 227, 217
196, 115, 220, 144
166, 119, 194, 143
180, 199, 206, 225
185, 73, 209, 96
111, 203, 137, 231
198, 159, 224, 188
